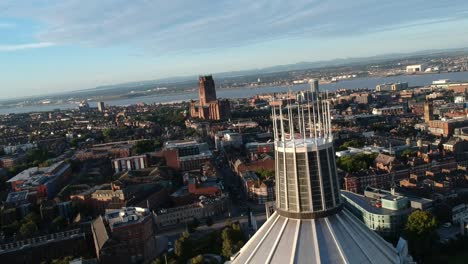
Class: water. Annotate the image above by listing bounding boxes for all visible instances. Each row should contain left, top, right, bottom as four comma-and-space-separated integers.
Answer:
2, 71, 468, 115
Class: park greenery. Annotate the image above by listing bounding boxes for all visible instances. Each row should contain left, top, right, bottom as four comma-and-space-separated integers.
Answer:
144, 106, 187, 127
254, 168, 275, 180
404, 210, 438, 263
156, 221, 245, 264
132, 139, 161, 155
338, 139, 364, 151
336, 153, 378, 173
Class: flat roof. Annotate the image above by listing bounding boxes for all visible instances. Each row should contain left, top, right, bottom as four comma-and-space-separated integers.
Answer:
341, 191, 413, 216
105, 207, 150, 229
164, 140, 199, 148
275, 137, 332, 148
6, 190, 28, 203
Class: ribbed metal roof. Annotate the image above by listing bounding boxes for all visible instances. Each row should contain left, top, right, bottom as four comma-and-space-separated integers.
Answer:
231, 209, 402, 264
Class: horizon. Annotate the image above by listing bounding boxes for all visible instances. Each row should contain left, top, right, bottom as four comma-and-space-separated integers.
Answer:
1, 1, 468, 99
1, 47, 465, 102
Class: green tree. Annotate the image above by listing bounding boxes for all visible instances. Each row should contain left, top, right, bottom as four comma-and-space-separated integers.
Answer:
401, 149, 416, 159
255, 168, 275, 179
175, 232, 190, 258
222, 236, 234, 258
23, 212, 41, 225
185, 128, 198, 137
338, 140, 364, 151
70, 138, 79, 148
132, 140, 156, 155
0, 174, 8, 192
154, 138, 162, 148
19, 221, 38, 237
102, 128, 116, 141
150, 257, 163, 264
1, 220, 19, 237
190, 254, 204, 264
336, 153, 377, 173
51, 256, 73, 264
404, 210, 438, 262
52, 216, 68, 231
26, 148, 52, 165
221, 223, 244, 258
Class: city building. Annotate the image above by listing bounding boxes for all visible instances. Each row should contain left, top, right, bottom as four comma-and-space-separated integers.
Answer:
424, 100, 434, 122
162, 140, 212, 171
428, 118, 468, 137
230, 95, 413, 264
2, 143, 36, 154
0, 229, 88, 264
245, 142, 274, 155
454, 95, 466, 104
248, 179, 275, 204
187, 178, 221, 196
91, 207, 156, 264
90, 188, 127, 213
400, 90, 414, 99
154, 198, 227, 227
215, 131, 243, 149
372, 106, 405, 115
352, 93, 372, 104
406, 64, 425, 73
446, 82, 468, 93
232, 156, 275, 176
341, 189, 432, 236
452, 204, 468, 224
375, 82, 408, 92
309, 78, 319, 101
190, 75, 231, 120
7, 161, 72, 200
112, 155, 148, 173
74, 141, 135, 161
0, 155, 26, 169
97, 101, 105, 112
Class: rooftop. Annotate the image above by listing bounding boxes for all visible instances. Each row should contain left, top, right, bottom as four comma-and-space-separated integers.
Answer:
105, 207, 150, 230
231, 210, 403, 264
7, 161, 70, 185
164, 140, 199, 148
341, 191, 413, 216
275, 137, 332, 149
5, 190, 29, 203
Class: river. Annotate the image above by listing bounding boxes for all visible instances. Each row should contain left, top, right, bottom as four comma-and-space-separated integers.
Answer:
2, 71, 468, 115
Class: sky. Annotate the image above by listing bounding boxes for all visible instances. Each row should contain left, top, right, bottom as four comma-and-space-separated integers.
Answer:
1, 1, 468, 99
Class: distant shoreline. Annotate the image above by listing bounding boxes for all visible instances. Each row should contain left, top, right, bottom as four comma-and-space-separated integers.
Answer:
1, 71, 468, 115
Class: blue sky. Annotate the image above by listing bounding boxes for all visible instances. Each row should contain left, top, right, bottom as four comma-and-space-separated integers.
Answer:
1, 0, 468, 99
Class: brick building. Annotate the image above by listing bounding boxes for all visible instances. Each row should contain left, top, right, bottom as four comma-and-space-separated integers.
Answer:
190, 76, 231, 120
7, 161, 72, 200
112, 155, 148, 173
162, 140, 212, 171
248, 179, 275, 204
92, 207, 156, 264
428, 118, 468, 137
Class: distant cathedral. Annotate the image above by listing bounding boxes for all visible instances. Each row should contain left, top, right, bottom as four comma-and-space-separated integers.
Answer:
190, 75, 231, 120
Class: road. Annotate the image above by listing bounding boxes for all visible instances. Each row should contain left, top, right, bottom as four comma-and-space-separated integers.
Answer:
157, 152, 270, 248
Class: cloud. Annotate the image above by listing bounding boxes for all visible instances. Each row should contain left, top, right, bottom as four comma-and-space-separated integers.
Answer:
1, 0, 468, 53
0, 42, 55, 51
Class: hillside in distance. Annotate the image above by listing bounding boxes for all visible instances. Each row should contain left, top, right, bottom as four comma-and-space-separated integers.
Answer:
1, 46, 468, 106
